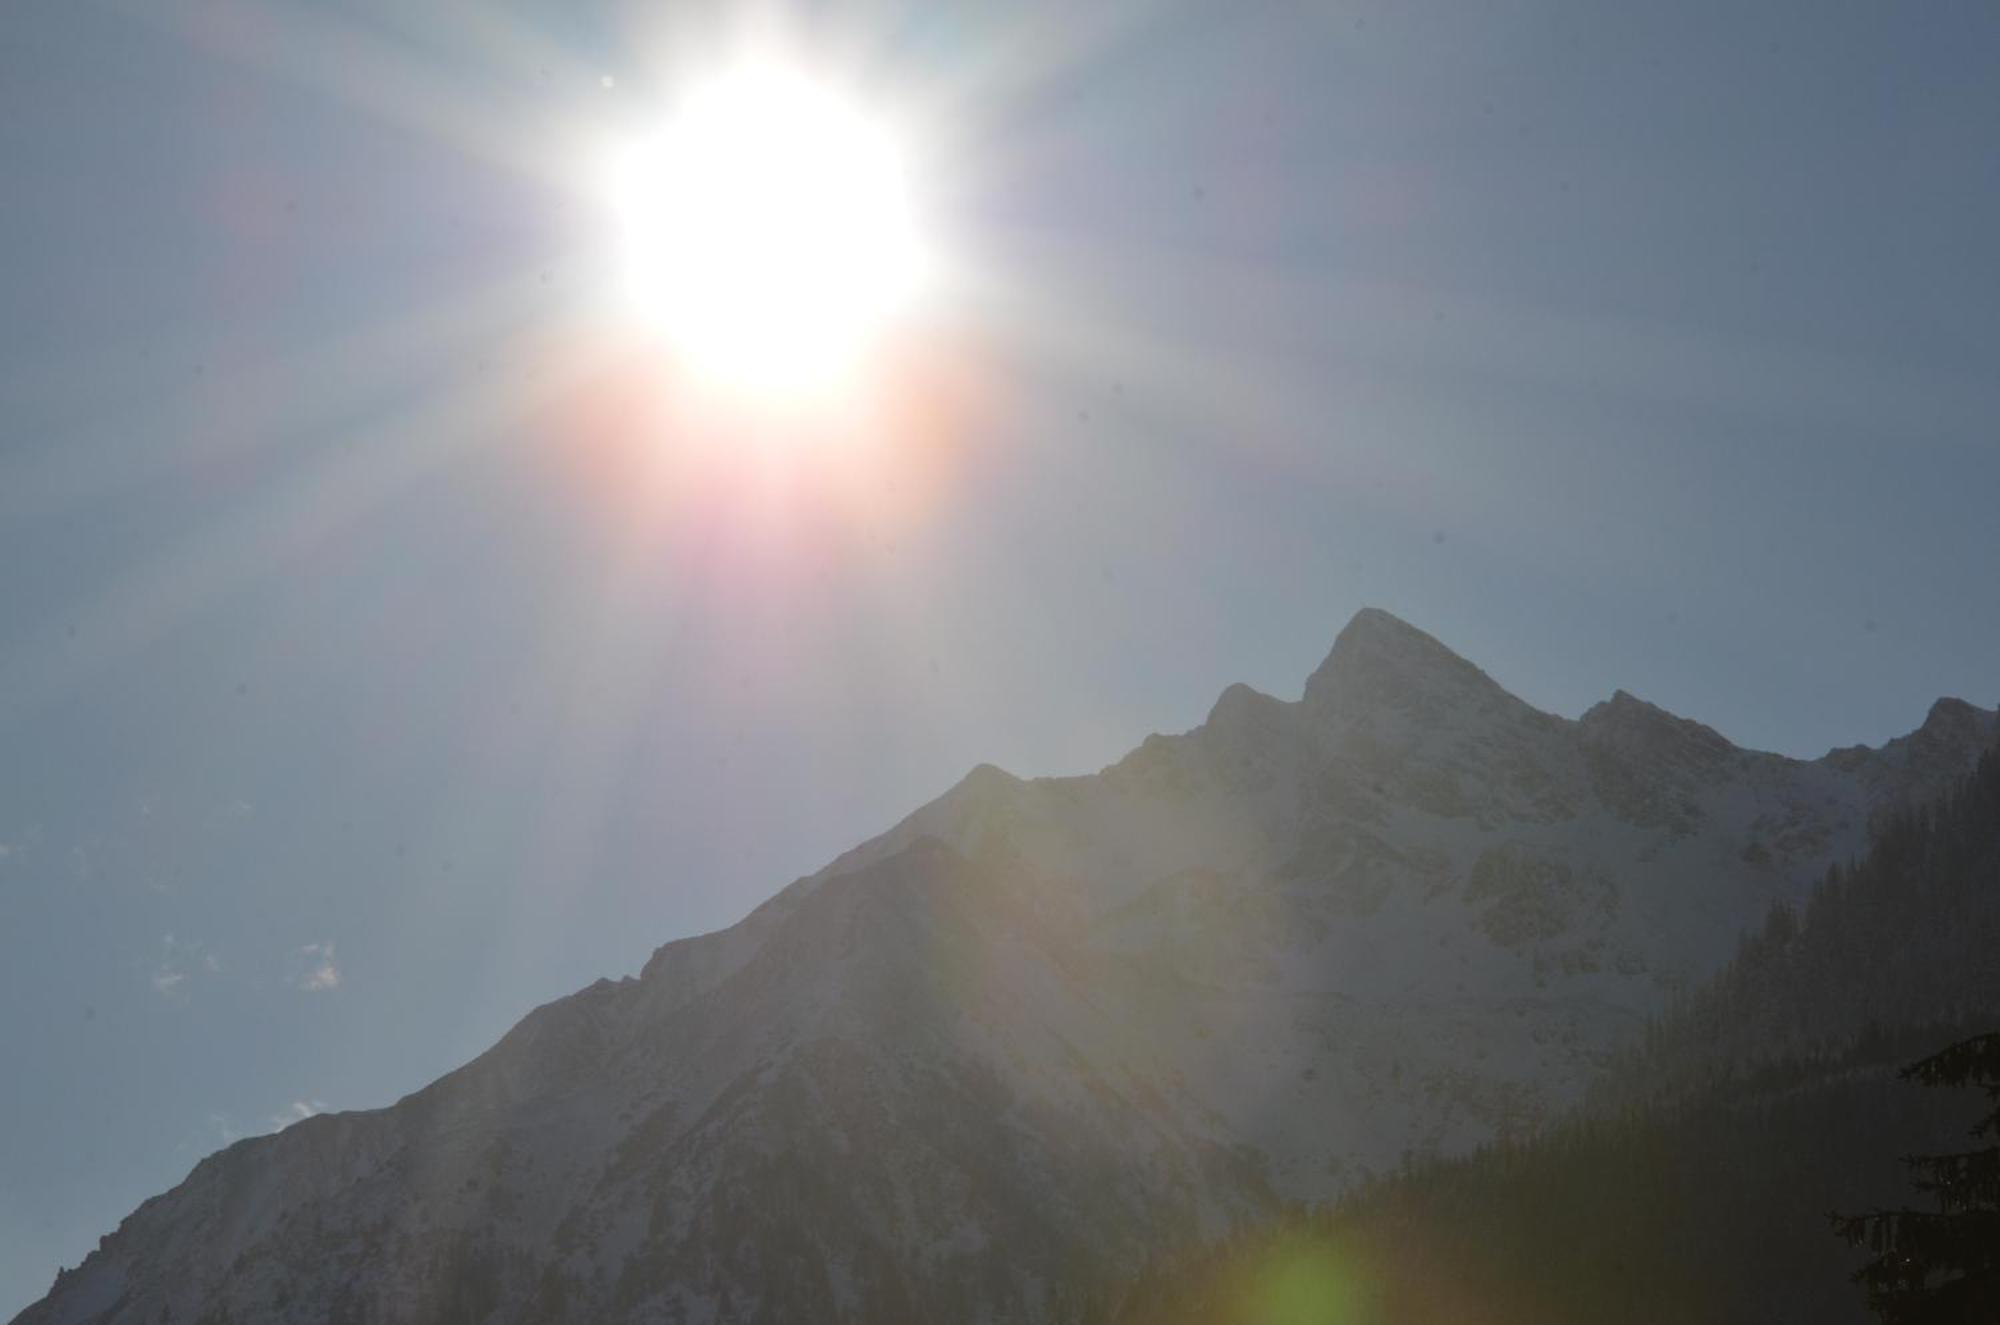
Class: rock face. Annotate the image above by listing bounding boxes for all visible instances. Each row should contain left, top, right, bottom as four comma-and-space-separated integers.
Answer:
18, 610, 1995, 1325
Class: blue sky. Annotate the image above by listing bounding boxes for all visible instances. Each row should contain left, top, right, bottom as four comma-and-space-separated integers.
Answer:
4, 0, 2000, 1312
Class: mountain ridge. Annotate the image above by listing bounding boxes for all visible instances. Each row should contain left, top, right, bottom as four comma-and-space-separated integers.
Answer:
19, 609, 1996, 1325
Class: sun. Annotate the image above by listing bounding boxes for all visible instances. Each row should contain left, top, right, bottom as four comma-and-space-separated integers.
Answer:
606, 59, 931, 400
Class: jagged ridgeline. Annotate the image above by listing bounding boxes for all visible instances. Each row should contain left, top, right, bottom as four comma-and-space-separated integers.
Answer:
1093, 741, 2000, 1325
16, 613, 1998, 1325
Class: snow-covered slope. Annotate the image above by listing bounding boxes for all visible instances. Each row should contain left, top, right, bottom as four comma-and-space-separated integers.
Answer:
18, 610, 1994, 1325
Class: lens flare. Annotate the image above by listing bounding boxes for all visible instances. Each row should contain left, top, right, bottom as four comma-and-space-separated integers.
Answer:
1249, 1241, 1368, 1325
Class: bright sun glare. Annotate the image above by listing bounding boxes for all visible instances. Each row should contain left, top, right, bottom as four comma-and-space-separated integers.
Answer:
607, 60, 930, 399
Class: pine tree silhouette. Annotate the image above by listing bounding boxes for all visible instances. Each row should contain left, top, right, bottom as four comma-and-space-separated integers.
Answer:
1833, 1032, 2000, 1322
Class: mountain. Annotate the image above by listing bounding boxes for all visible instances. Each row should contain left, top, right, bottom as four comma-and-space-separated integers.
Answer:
1094, 742, 2000, 1325
17, 610, 1995, 1325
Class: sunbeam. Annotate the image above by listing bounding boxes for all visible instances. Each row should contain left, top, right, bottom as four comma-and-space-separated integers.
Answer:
0, 321, 611, 733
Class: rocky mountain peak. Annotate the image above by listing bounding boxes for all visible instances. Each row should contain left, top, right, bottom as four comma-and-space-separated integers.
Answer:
1580, 689, 1733, 754
1301, 608, 1513, 721
1920, 695, 1984, 738
1885, 696, 1998, 780
1203, 681, 1289, 733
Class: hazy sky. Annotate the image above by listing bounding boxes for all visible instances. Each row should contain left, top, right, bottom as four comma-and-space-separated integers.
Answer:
4, 0, 1999, 1312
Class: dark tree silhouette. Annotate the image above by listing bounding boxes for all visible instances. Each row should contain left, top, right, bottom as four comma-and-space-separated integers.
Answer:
1834, 1032, 2000, 1323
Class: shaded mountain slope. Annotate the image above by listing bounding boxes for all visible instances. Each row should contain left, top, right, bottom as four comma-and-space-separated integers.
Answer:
1093, 1033, 1992, 1325
1619, 739, 2000, 1099
1098, 735, 2000, 1325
